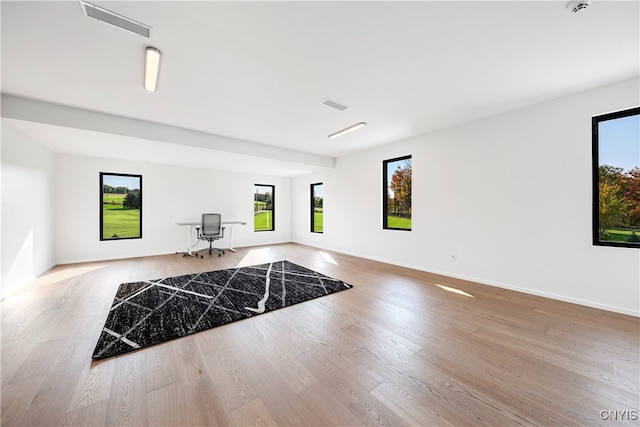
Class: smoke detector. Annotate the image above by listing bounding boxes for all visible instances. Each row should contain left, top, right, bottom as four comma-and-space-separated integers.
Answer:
568, 1, 591, 13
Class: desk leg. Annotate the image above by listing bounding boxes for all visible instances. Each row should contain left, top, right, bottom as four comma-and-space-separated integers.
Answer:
228, 225, 237, 252
183, 225, 195, 257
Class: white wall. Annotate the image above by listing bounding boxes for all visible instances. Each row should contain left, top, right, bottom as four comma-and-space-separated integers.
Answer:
55, 153, 291, 264
293, 78, 640, 316
1, 120, 56, 296
3, 78, 638, 315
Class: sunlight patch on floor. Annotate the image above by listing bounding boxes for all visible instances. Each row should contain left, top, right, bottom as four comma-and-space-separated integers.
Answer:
436, 284, 475, 298
319, 251, 338, 265
236, 247, 271, 267
39, 264, 108, 286
2, 262, 107, 303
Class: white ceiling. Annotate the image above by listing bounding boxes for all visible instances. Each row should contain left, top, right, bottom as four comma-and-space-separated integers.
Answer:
2, 1, 639, 176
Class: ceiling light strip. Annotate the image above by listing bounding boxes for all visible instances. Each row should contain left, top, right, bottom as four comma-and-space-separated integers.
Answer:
144, 46, 161, 92
328, 122, 366, 139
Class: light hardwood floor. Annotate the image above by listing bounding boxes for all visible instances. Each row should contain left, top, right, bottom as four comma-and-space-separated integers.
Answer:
2, 243, 638, 426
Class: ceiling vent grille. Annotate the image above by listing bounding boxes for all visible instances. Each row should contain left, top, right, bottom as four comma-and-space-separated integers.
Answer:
79, 0, 151, 38
320, 98, 349, 111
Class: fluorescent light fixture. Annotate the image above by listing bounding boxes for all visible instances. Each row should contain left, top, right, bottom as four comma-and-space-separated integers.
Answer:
144, 46, 161, 92
328, 122, 366, 139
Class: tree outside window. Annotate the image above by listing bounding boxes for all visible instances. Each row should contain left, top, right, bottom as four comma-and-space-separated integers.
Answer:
383, 155, 412, 230
254, 184, 274, 231
593, 107, 640, 248
311, 183, 323, 233
100, 172, 142, 240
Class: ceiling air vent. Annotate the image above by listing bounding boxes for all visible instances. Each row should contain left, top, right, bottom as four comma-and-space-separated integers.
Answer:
79, 0, 151, 38
320, 98, 349, 111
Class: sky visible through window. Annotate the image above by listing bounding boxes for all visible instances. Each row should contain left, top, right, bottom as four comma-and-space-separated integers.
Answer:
103, 175, 140, 190
255, 186, 271, 196
599, 113, 640, 171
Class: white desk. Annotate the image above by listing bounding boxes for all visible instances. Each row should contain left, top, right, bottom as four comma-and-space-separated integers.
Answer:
176, 220, 247, 256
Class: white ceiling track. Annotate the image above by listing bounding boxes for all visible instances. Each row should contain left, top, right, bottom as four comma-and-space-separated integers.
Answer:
321, 98, 349, 111
79, 0, 151, 38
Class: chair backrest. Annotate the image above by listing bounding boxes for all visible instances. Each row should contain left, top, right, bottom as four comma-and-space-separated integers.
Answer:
201, 213, 222, 237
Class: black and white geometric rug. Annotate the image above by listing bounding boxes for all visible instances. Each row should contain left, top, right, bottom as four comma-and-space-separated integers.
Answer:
92, 260, 352, 359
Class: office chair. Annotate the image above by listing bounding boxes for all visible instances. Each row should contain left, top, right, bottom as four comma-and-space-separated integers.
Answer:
195, 213, 225, 257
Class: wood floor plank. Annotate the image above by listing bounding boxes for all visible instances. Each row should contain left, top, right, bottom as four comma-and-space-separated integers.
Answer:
3, 337, 63, 386
295, 382, 366, 426
296, 349, 408, 427
416, 328, 627, 425
62, 399, 110, 427
195, 329, 259, 413
370, 380, 454, 427
228, 328, 321, 426
249, 322, 319, 394
104, 351, 148, 426
448, 325, 639, 411
66, 360, 114, 413
1, 243, 638, 426
143, 343, 180, 393
228, 397, 278, 427
278, 303, 364, 356
0, 377, 47, 426
145, 381, 206, 426
170, 335, 230, 426
16, 330, 90, 425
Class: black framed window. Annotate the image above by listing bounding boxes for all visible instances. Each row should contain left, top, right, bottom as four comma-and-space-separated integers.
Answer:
254, 184, 275, 231
311, 183, 324, 233
592, 106, 640, 248
383, 155, 412, 230
100, 172, 142, 240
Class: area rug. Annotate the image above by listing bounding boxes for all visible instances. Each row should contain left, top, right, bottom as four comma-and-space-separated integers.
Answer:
92, 260, 352, 359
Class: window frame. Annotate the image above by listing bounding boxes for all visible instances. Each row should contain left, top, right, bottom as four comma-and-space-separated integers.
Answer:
254, 184, 275, 232
592, 106, 640, 248
100, 172, 142, 241
383, 155, 412, 231
310, 182, 324, 233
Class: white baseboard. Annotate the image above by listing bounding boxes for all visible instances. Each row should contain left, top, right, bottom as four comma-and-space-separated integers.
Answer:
15, 241, 639, 318
295, 242, 640, 318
